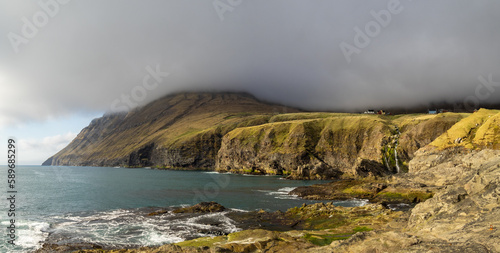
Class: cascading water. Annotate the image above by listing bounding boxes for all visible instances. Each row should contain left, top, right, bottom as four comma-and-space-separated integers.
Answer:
394, 127, 401, 173
383, 146, 391, 171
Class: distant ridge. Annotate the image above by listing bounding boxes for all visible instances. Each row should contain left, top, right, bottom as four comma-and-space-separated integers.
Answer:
43, 92, 299, 168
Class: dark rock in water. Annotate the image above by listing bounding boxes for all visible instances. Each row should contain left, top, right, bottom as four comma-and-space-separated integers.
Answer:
173, 202, 226, 213
34, 242, 104, 253
147, 209, 169, 216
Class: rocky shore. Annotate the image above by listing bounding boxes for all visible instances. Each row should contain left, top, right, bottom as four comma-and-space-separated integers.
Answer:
37, 202, 405, 253
35, 108, 500, 252
36, 145, 499, 253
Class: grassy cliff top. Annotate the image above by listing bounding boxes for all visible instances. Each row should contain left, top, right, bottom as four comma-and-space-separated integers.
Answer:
430, 108, 500, 150
391, 113, 470, 129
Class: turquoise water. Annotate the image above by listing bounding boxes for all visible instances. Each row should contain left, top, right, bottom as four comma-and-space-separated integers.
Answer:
0, 166, 366, 252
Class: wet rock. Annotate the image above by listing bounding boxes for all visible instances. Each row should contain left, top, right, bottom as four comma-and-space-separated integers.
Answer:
34, 242, 104, 253
291, 178, 434, 204
173, 202, 226, 213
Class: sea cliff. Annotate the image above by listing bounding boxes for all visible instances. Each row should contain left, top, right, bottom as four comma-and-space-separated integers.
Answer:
43, 92, 472, 180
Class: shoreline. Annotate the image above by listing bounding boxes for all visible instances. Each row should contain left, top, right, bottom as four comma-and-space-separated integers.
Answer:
35, 147, 500, 252
34, 200, 397, 253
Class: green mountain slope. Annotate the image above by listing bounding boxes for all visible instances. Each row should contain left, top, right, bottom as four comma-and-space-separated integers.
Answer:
43, 92, 298, 167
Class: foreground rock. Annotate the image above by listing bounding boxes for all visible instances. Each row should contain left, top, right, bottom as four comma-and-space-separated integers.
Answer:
147, 201, 226, 216
75, 203, 405, 253
316, 147, 500, 253
291, 178, 434, 205
406, 148, 500, 252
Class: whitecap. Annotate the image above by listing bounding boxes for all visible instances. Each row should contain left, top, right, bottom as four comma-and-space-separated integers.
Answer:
0, 219, 50, 252
267, 187, 299, 199
44, 208, 242, 248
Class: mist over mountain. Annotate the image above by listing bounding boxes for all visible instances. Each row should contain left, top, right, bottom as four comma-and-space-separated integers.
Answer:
1, 1, 500, 127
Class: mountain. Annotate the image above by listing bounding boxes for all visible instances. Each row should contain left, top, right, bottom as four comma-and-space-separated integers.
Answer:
43, 92, 298, 168
44, 92, 495, 179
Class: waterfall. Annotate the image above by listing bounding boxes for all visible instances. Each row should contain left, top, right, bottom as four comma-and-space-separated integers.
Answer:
383, 147, 391, 171
394, 127, 401, 173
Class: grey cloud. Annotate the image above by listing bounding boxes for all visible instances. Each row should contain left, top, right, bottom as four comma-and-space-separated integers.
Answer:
1, 0, 500, 126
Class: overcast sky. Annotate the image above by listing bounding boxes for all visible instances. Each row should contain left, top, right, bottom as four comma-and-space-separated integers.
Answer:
1, 0, 500, 164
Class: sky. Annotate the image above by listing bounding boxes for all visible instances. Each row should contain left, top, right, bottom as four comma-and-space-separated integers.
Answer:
1, 0, 500, 164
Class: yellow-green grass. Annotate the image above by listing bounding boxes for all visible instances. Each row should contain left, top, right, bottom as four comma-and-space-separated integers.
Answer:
225, 115, 392, 155
430, 109, 500, 149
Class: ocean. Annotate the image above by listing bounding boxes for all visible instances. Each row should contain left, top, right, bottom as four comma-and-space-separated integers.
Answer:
0, 166, 367, 252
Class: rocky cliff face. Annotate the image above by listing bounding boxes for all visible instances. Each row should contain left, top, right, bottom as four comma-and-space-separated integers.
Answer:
395, 113, 469, 162
215, 113, 467, 179
326, 146, 500, 253
216, 116, 392, 179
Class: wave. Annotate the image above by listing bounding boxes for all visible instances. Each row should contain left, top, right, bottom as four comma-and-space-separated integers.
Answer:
203, 171, 220, 174
0, 219, 50, 253
42, 207, 240, 249
203, 171, 233, 175
339, 198, 369, 207
387, 203, 413, 211
254, 187, 299, 200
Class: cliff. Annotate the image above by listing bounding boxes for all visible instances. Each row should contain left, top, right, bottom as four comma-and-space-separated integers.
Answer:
44, 92, 474, 179
216, 112, 467, 179
216, 115, 391, 179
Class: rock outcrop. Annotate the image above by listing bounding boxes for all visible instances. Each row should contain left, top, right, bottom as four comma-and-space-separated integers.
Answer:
406, 148, 500, 252
290, 178, 434, 204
